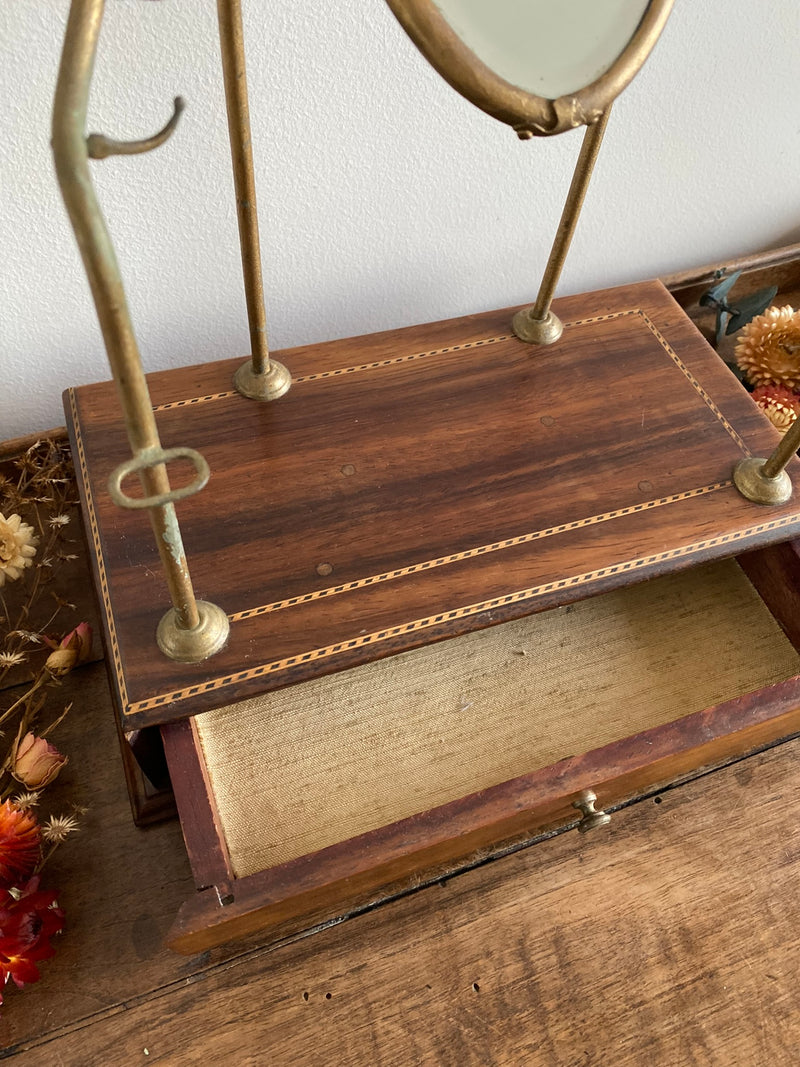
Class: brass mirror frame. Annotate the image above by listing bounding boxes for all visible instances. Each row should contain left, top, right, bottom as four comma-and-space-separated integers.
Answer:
384, 0, 674, 137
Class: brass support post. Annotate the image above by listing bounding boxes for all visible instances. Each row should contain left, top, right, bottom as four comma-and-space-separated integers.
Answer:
733, 416, 800, 505
513, 107, 612, 345
52, 0, 229, 662
217, 0, 291, 401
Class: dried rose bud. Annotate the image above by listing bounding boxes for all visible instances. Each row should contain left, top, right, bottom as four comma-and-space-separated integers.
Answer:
44, 648, 77, 675
66, 622, 92, 663
43, 622, 92, 676
11, 734, 68, 789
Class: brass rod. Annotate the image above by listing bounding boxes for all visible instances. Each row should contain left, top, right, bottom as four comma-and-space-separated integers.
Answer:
762, 417, 800, 479
217, 0, 270, 375
531, 106, 612, 321
52, 0, 201, 632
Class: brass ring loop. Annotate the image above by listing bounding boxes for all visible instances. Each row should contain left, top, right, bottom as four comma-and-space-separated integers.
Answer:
108, 446, 210, 510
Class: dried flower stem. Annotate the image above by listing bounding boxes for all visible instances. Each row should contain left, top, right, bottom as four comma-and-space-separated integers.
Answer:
0, 674, 49, 731
0, 439, 77, 685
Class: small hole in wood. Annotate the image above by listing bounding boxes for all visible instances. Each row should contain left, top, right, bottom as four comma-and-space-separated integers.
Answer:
472, 983, 480, 993
653, 795, 663, 805
302, 992, 309, 1001
325, 992, 332, 1000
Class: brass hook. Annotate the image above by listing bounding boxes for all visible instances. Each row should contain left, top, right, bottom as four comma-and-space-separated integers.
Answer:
86, 95, 185, 160
52, 0, 228, 662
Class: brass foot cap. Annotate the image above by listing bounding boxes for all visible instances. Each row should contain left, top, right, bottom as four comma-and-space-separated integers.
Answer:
157, 601, 230, 663
512, 308, 564, 346
233, 359, 292, 401
733, 457, 793, 506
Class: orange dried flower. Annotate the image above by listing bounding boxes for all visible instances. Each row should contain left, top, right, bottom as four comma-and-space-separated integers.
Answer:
0, 801, 41, 886
735, 305, 800, 389
751, 384, 800, 432
11, 735, 67, 790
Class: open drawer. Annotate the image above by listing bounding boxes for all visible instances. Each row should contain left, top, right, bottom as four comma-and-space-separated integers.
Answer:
163, 542, 800, 954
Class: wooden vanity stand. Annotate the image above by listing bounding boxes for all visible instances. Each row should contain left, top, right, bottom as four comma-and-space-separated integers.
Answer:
65, 278, 800, 953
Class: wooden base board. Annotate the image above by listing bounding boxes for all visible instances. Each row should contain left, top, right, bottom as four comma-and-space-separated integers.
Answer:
65, 280, 800, 731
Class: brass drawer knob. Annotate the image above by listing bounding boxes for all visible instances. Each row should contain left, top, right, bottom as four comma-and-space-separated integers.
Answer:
573, 790, 611, 833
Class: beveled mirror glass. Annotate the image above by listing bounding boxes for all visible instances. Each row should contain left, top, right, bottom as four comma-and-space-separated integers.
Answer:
385, 0, 674, 137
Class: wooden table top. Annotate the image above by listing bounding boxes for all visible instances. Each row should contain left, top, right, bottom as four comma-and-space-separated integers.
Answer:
4, 658, 799, 1064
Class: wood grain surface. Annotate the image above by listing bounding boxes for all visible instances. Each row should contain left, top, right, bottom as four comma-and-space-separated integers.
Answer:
3, 660, 800, 1065
66, 280, 800, 728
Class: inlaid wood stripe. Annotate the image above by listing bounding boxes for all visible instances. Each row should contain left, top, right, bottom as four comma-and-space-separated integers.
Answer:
637, 310, 751, 457
68, 389, 129, 709
154, 390, 236, 410
127, 511, 800, 716
150, 313, 631, 412
149, 311, 750, 464
293, 334, 515, 383
228, 482, 731, 623
151, 334, 514, 411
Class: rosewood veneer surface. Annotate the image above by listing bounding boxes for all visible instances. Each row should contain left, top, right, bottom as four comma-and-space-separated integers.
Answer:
65, 280, 800, 729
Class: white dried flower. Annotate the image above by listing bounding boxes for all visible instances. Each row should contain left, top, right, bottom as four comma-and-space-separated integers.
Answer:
12, 630, 42, 645
48, 514, 70, 528
0, 651, 27, 669
42, 814, 80, 843
0, 513, 38, 587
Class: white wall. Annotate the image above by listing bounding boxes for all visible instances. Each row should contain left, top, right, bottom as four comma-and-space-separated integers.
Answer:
1, 1, 799, 438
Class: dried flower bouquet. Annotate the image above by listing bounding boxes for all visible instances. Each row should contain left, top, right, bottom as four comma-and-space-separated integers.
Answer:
0, 437, 90, 1007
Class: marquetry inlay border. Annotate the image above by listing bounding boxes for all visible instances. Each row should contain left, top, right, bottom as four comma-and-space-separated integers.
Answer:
69, 306, 779, 718
153, 333, 513, 411
126, 512, 800, 715
68, 387, 129, 710
148, 309, 750, 461
228, 481, 729, 623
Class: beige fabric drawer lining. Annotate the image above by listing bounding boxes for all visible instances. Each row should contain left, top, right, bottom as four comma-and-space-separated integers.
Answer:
195, 560, 800, 878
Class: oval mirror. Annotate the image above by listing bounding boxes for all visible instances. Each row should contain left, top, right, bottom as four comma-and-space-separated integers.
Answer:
384, 0, 674, 137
